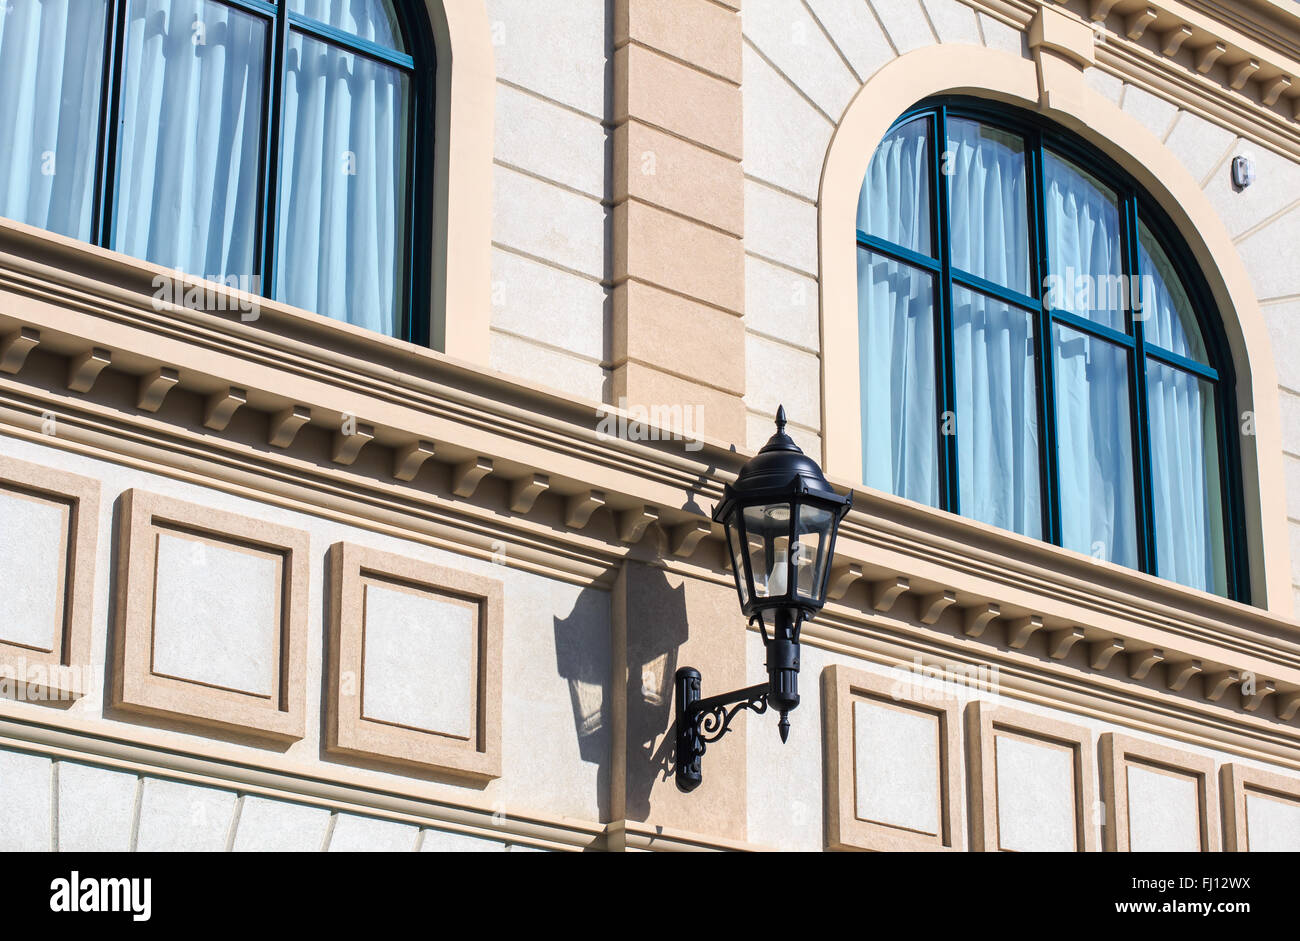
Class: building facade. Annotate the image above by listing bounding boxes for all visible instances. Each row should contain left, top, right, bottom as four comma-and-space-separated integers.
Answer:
0, 0, 1299, 851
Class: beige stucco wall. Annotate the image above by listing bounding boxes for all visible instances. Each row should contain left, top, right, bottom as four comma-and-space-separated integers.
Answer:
484, 0, 613, 404
0, 431, 611, 848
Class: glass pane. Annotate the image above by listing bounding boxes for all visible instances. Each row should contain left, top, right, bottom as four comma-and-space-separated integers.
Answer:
727, 520, 748, 607
858, 116, 931, 256
0, 0, 109, 240
288, 0, 403, 51
946, 118, 1030, 295
952, 287, 1042, 538
1042, 151, 1126, 331
277, 30, 409, 335
858, 248, 939, 507
1138, 221, 1208, 364
115, 0, 267, 282
1053, 324, 1138, 569
743, 505, 791, 599
794, 504, 833, 600
1146, 360, 1227, 595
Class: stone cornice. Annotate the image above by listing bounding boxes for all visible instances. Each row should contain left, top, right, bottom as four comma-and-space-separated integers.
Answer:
3, 220, 1300, 755
968, 0, 1300, 157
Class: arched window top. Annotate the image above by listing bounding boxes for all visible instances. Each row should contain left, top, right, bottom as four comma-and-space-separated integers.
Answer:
0, 0, 433, 342
855, 97, 1245, 600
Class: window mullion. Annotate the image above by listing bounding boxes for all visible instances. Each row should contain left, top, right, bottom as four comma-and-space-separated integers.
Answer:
1124, 194, 1159, 577
258, 2, 290, 300
933, 107, 960, 515
1029, 131, 1061, 546
94, 0, 130, 248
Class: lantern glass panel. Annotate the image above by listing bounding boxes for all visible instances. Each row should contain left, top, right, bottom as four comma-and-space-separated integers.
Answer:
743, 503, 792, 599
794, 504, 834, 600
727, 517, 749, 606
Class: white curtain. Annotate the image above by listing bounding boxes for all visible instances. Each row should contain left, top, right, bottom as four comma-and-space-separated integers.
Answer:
1042, 152, 1123, 329
857, 117, 938, 506
857, 249, 938, 507
289, 0, 401, 49
857, 116, 929, 254
1140, 226, 1224, 593
115, 0, 266, 281
0, 0, 109, 240
952, 287, 1041, 537
1053, 325, 1138, 568
1139, 223, 1208, 362
277, 30, 406, 335
945, 118, 1030, 295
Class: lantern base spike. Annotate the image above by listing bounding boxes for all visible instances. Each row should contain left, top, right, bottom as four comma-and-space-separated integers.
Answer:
778, 713, 790, 743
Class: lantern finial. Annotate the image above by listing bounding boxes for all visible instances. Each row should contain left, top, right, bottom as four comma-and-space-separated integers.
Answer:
775, 404, 787, 432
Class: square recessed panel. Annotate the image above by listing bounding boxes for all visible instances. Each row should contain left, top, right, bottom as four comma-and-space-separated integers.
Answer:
995, 733, 1077, 852
151, 531, 281, 697
1245, 792, 1300, 851
0, 488, 70, 651
822, 665, 964, 851
112, 490, 308, 742
327, 543, 502, 780
1126, 764, 1201, 852
361, 581, 476, 738
0, 457, 99, 701
853, 699, 940, 835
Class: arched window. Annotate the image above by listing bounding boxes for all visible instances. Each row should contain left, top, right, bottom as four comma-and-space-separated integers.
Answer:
0, 0, 432, 342
857, 98, 1245, 600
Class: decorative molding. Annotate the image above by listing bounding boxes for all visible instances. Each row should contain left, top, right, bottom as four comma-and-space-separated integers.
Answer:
111, 489, 309, 742
668, 518, 712, 558
392, 440, 436, 482
1090, 638, 1127, 670
1047, 626, 1086, 659
0, 326, 38, 374
332, 423, 375, 466
136, 367, 179, 413
918, 590, 957, 625
1221, 761, 1300, 850
0, 455, 99, 700
966, 702, 1099, 852
823, 665, 965, 852
325, 542, 503, 781
508, 472, 550, 513
870, 576, 910, 613
963, 602, 1001, 638
451, 456, 493, 498
202, 386, 246, 432
268, 405, 310, 448
66, 348, 110, 393
826, 563, 863, 601
1099, 732, 1221, 851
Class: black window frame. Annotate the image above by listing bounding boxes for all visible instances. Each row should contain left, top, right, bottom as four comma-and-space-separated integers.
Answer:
856, 96, 1248, 602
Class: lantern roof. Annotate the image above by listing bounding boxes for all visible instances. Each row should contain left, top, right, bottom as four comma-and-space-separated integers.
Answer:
712, 406, 850, 522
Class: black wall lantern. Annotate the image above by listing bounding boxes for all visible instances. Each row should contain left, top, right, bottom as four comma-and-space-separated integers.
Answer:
675, 406, 852, 792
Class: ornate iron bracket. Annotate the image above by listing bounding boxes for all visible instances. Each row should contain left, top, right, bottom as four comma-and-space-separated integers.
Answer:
674, 668, 770, 793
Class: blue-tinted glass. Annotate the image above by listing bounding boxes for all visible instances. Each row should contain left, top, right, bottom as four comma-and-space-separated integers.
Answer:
858, 116, 932, 256
1053, 324, 1138, 568
1138, 221, 1208, 364
277, 30, 408, 335
289, 0, 403, 51
953, 287, 1041, 538
1042, 151, 1125, 331
1146, 360, 1226, 595
114, 0, 267, 281
858, 248, 939, 507
0, 0, 109, 241
946, 118, 1030, 295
